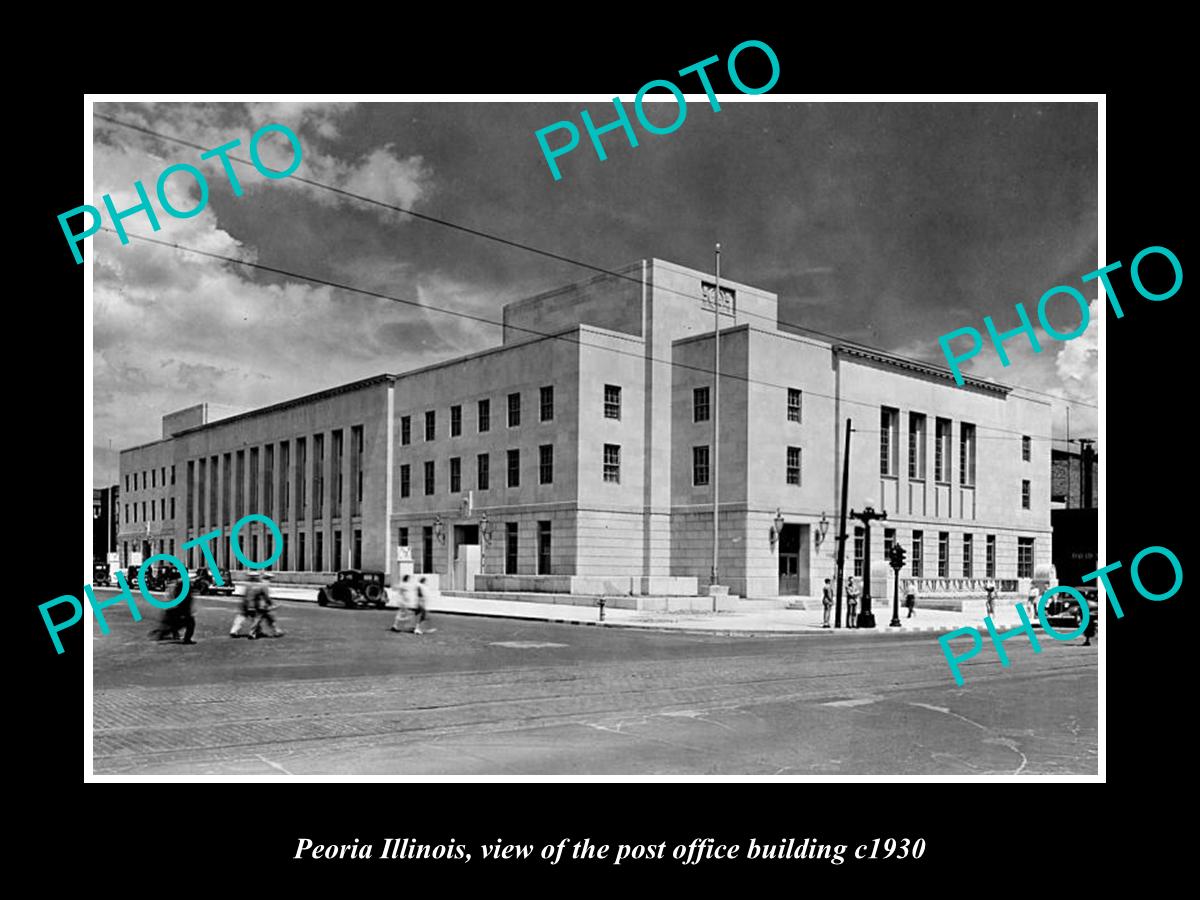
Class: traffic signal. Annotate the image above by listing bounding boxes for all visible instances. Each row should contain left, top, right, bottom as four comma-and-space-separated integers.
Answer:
889, 543, 907, 569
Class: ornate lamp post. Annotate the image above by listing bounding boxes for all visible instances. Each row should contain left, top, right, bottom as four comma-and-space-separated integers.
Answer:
848, 499, 888, 628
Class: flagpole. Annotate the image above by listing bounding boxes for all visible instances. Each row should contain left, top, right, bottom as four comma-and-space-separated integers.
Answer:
712, 242, 721, 603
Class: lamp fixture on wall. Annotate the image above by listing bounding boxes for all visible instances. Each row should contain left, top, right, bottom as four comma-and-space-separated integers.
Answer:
433, 515, 446, 545
815, 511, 830, 550
769, 508, 785, 549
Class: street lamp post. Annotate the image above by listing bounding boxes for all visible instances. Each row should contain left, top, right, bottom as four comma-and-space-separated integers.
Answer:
848, 501, 887, 629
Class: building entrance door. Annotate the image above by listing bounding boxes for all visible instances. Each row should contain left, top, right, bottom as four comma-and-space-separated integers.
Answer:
778, 524, 803, 595
452, 524, 481, 590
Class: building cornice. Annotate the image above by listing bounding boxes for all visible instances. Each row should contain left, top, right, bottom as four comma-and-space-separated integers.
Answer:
834, 343, 1012, 396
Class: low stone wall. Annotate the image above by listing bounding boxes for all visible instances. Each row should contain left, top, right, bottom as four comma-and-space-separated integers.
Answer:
472, 574, 698, 596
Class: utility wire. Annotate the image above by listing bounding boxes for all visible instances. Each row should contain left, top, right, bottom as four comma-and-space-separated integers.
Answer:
99, 227, 1071, 445
92, 111, 1098, 412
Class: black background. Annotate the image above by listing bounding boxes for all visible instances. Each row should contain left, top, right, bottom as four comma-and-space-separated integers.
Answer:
22, 22, 1186, 887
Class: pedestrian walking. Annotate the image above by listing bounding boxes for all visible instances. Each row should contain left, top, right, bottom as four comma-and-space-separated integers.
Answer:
905, 587, 917, 619
390, 573, 419, 633
984, 579, 997, 617
247, 574, 283, 639
1027, 583, 1041, 621
413, 576, 436, 635
845, 576, 859, 628
821, 578, 833, 628
150, 574, 186, 641
230, 573, 259, 637
1083, 607, 1098, 646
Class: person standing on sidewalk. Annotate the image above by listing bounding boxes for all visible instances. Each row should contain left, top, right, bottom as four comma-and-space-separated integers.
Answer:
821, 578, 833, 628
845, 576, 859, 628
905, 587, 917, 619
984, 580, 997, 617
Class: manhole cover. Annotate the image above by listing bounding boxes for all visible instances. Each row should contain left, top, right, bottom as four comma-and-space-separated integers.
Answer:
489, 641, 569, 649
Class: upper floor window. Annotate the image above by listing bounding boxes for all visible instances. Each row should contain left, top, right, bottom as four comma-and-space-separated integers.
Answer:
507, 449, 521, 487
450, 404, 462, 437
424, 410, 436, 441
539, 444, 554, 484
1022, 479, 1031, 509
603, 444, 621, 483
959, 422, 977, 487
540, 386, 554, 422
787, 388, 802, 423
693, 386, 710, 423
692, 445, 710, 486
909, 412, 927, 481
508, 392, 521, 427
604, 384, 621, 420
935, 418, 952, 483
478, 398, 490, 433
880, 407, 899, 477
786, 446, 801, 486
400, 415, 411, 446
1022, 435, 1031, 462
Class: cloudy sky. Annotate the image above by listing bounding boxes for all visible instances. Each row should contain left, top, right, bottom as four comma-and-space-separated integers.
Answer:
91, 100, 1098, 484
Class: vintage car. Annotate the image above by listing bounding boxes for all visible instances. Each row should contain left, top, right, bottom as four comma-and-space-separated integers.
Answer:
193, 566, 236, 596
93, 563, 111, 587
130, 565, 168, 592
317, 570, 388, 609
1043, 585, 1099, 631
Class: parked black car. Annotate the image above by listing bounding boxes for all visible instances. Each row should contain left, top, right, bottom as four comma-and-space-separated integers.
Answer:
193, 566, 235, 596
317, 570, 387, 609
130, 565, 168, 592
93, 563, 111, 587
1044, 586, 1099, 630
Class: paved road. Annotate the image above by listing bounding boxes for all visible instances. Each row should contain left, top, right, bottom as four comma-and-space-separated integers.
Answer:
91, 592, 1098, 776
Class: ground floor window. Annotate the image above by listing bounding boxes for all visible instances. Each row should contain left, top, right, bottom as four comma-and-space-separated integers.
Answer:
506, 522, 519, 574
912, 531, 924, 578
938, 532, 949, 577
353, 529, 362, 569
422, 526, 434, 573
853, 526, 864, 577
299, 532, 307, 571
962, 533, 973, 578
1018, 537, 1035, 578
537, 521, 551, 575
986, 534, 996, 578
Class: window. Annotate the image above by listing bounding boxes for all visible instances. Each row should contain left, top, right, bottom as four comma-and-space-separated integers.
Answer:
912, 531, 924, 578
449, 457, 462, 493
333, 530, 342, 570
539, 444, 553, 485
124, 475, 129, 491
209, 455, 218, 523
281, 441, 291, 521
398, 527, 408, 547
538, 521, 552, 575
603, 444, 621, 483
604, 384, 622, 419
693, 386, 710, 423
786, 446, 801, 486
351, 426, 363, 512
853, 526, 864, 577
295, 438, 306, 521
935, 418, 952, 483
264, 444, 275, 519
315, 531, 324, 571
884, 527, 896, 560
505, 522, 519, 574
507, 449, 520, 487
963, 533, 974, 578
330, 431, 343, 518
170, 465, 176, 486
399, 463, 411, 499
986, 534, 996, 578
313, 435, 324, 519
401, 415, 411, 446
425, 410, 436, 441
540, 385, 554, 422
282, 533, 289, 571
959, 423, 976, 487
424, 461, 435, 496
1022, 435, 1031, 462
160, 497, 165, 520
450, 404, 462, 437
186, 461, 194, 525
508, 392, 521, 427
938, 532, 949, 577
353, 529, 362, 569
152, 469, 156, 488
196, 459, 204, 527
477, 453, 489, 491
880, 407, 899, 476
169, 497, 175, 519
299, 532, 307, 571
422, 526, 433, 573
478, 398, 490, 432
1022, 479, 1031, 509
693, 445, 710, 486
787, 388, 802, 423
908, 413, 927, 480
1018, 537, 1035, 578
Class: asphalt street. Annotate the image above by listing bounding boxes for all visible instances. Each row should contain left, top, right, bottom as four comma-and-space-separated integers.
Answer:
91, 591, 1098, 776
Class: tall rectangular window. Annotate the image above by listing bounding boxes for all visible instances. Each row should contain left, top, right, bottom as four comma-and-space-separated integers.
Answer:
786, 446, 801, 486
313, 434, 324, 519
537, 521, 551, 575
540, 386, 554, 422
1018, 537, 1035, 578
854, 526, 864, 577
295, 438, 306, 521
171, 465, 175, 486
912, 531, 924, 577
424, 460, 435, 496
938, 532, 949, 577
935, 418, 952, 483
909, 412, 927, 480
233, 450, 244, 520
422, 527, 433, 573
477, 453, 489, 490
169, 497, 175, 519
450, 404, 462, 437
787, 388, 802, 423
186, 460, 194, 526
986, 534, 996, 578
196, 459, 205, 528
508, 392, 521, 427
963, 533, 974, 578
280, 440, 290, 521
299, 532, 306, 571
1022, 435, 1031, 462
331, 429, 343, 518
603, 444, 621, 483
209, 455, 218, 524
400, 464, 411, 499
449, 457, 462, 493
125, 474, 129, 491
401, 415, 411, 446
151, 469, 156, 488
880, 407, 899, 476
222, 453, 232, 525
884, 527, 896, 560
959, 423, 976, 487
424, 410, 436, 441
351, 425, 363, 514
505, 522, 519, 574
264, 444, 274, 519
692, 445, 710, 486
507, 449, 520, 487
398, 527, 408, 547
315, 531, 324, 572
693, 386, 710, 423
333, 530, 342, 571
353, 529, 362, 569
539, 444, 553, 485
282, 533, 289, 571
604, 384, 621, 419
478, 398, 490, 432
1022, 479, 1031, 509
